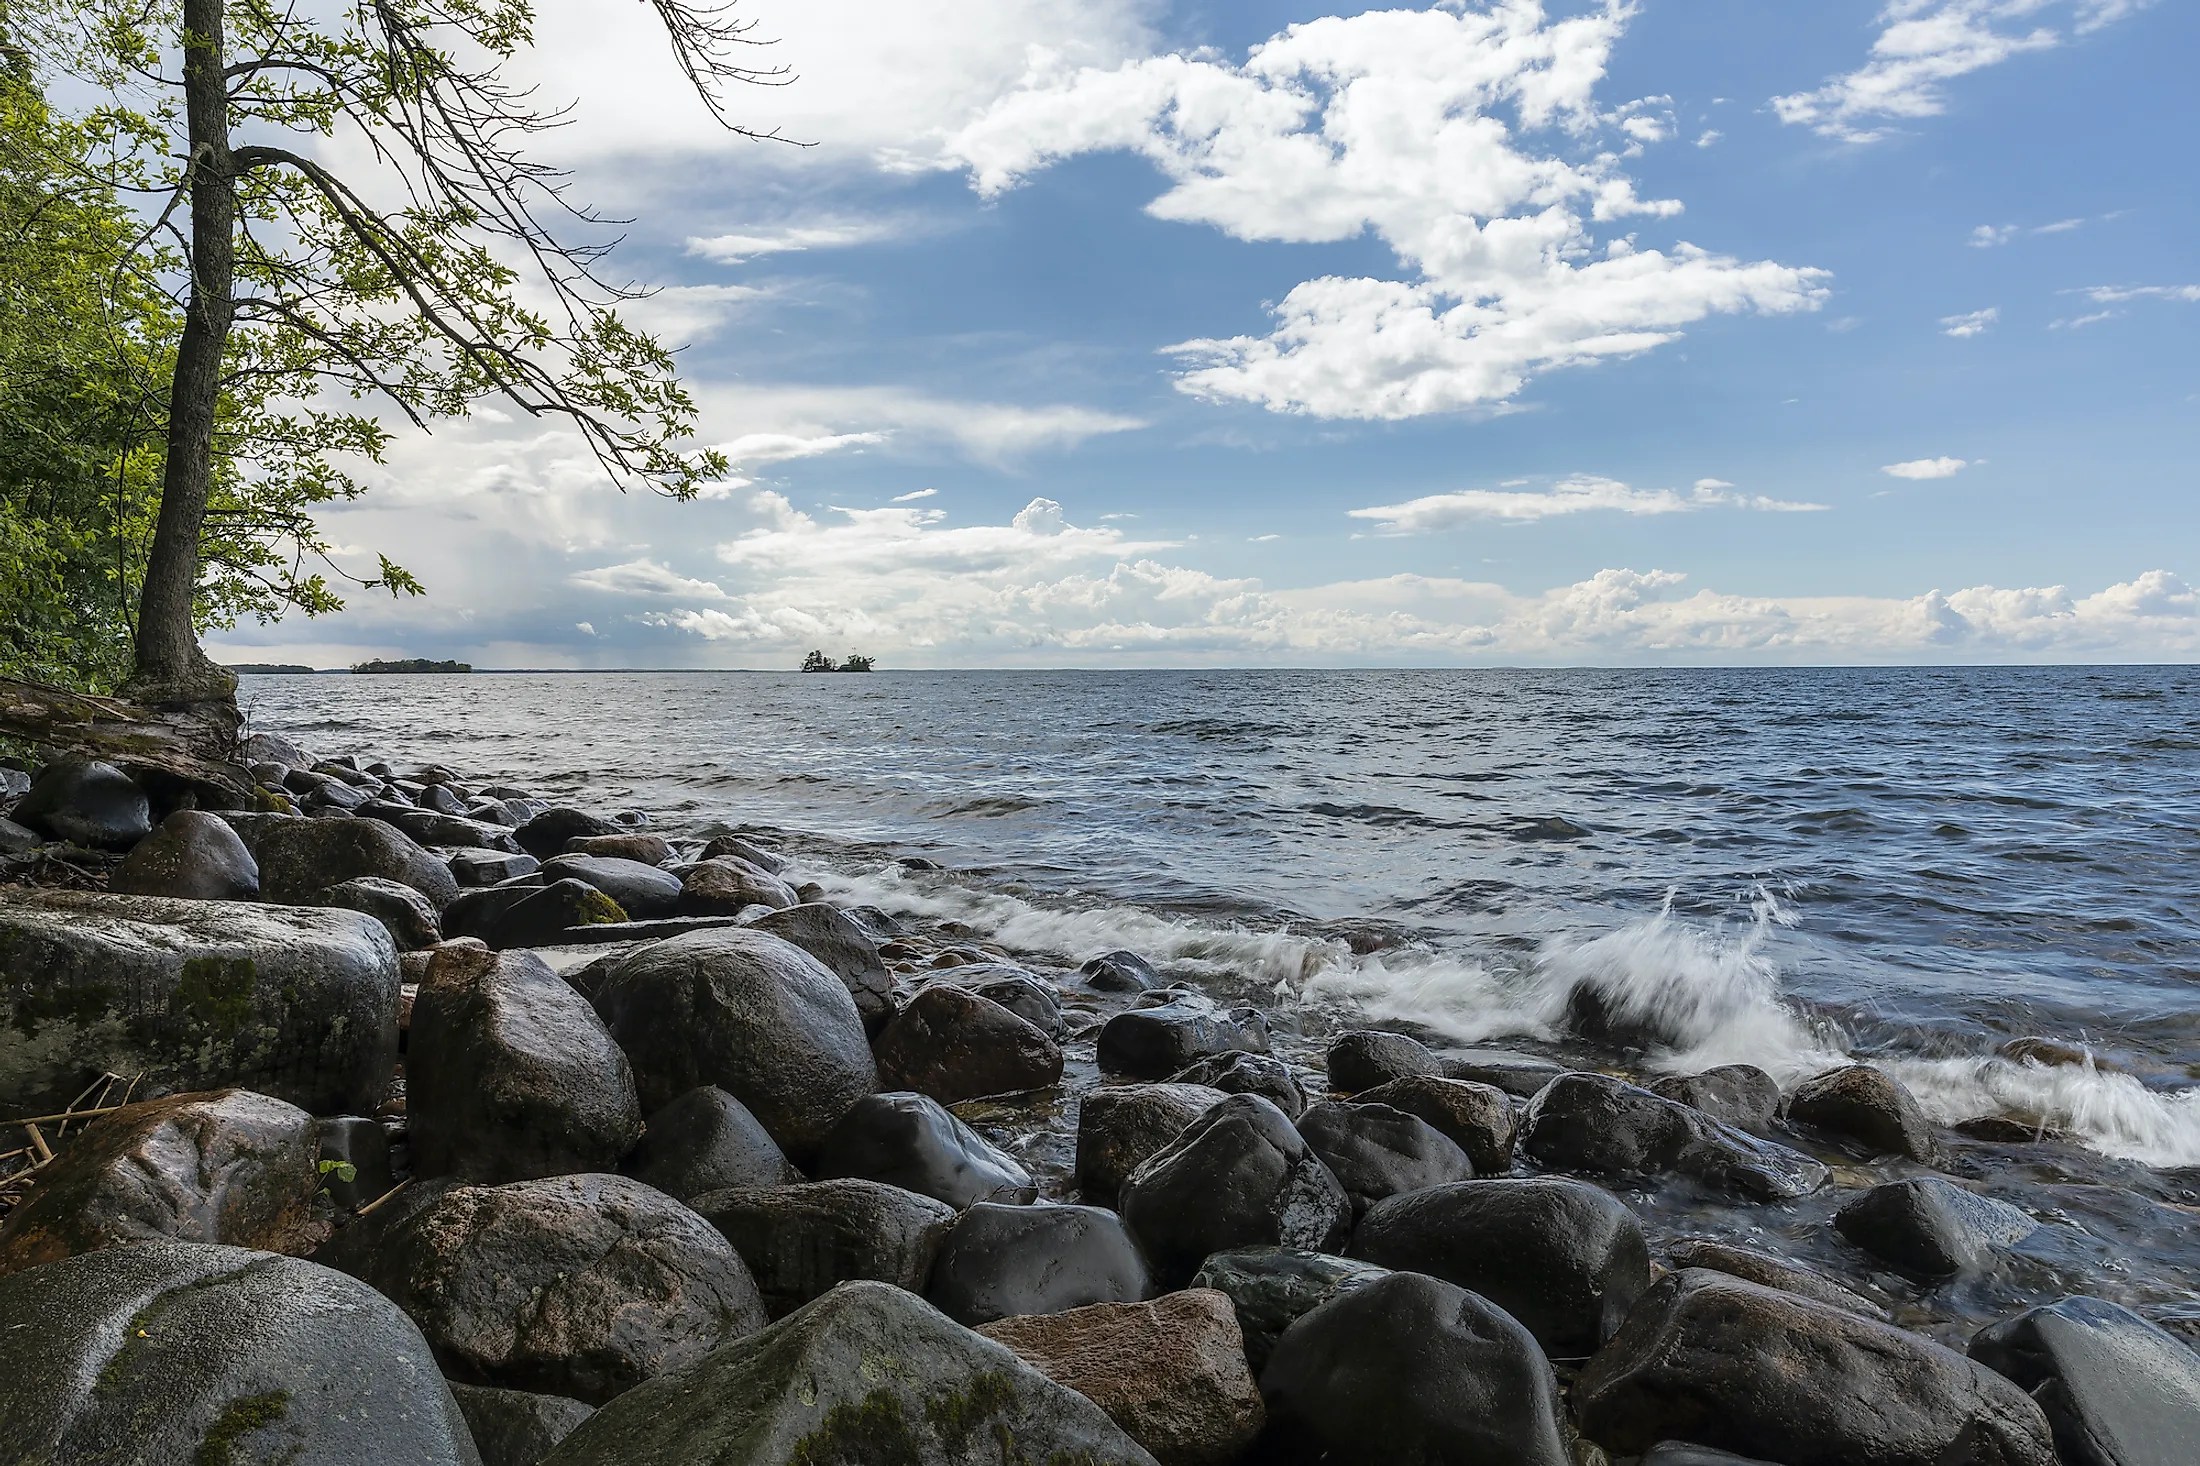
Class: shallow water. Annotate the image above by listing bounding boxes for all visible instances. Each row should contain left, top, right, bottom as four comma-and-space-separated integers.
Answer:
243, 664, 2200, 1166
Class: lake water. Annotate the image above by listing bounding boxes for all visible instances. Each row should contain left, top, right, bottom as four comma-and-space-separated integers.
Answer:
242, 664, 2200, 1167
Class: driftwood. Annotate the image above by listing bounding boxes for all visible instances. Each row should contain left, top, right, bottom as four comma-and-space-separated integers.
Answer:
0, 677, 252, 798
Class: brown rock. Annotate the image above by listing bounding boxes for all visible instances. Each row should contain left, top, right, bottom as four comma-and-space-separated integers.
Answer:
1075, 1083, 1229, 1207
1351, 1074, 1516, 1172
874, 983, 1063, 1104
675, 857, 797, 915
979, 1289, 1263, 1466
564, 833, 673, 866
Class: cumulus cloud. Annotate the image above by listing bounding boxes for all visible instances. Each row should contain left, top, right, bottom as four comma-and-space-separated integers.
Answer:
1970, 223, 2020, 247
1774, 1, 2155, 144
943, 2, 1826, 419
685, 219, 903, 263
1350, 475, 1826, 531
1940, 307, 1999, 337
1882, 456, 1969, 479
2079, 284, 2200, 305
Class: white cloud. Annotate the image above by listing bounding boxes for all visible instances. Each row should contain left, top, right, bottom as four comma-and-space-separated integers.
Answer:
1695, 129, 1723, 148
1774, 1, 2154, 144
1970, 223, 2020, 247
1350, 474, 1826, 531
717, 431, 888, 466
2032, 216, 2087, 234
685, 220, 902, 263
1940, 307, 1999, 337
2080, 284, 2200, 305
1882, 456, 1969, 479
2052, 309, 2119, 329
944, 3, 1826, 420
893, 488, 940, 502
575, 622, 596, 636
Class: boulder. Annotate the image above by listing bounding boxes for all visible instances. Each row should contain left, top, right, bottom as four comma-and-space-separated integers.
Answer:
698, 832, 787, 871
1257, 1270, 1571, 1466
1294, 1100, 1475, 1212
0, 1240, 481, 1463
315, 1113, 398, 1212
1352, 1074, 1516, 1172
1169, 1051, 1309, 1119
1118, 1094, 1351, 1286
11, 757, 149, 849
1786, 1064, 1939, 1161
458, 878, 628, 948
451, 1384, 594, 1466
1077, 1082, 1229, 1207
626, 1085, 800, 1201
813, 1090, 1037, 1208
1084, 949, 1163, 993
875, 984, 1064, 1104
980, 1290, 1262, 1466
251, 813, 462, 909
536, 1280, 1159, 1466
1098, 999, 1271, 1079
541, 854, 683, 919
928, 963, 1065, 1037
1664, 1237, 1886, 1319
1640, 1448, 1780, 1466
355, 1173, 767, 1405
748, 902, 895, 1035
1443, 1048, 1567, 1096
110, 808, 260, 899
376, 806, 526, 853
1190, 1247, 1390, 1374
0, 816, 39, 853
408, 946, 641, 1184
1650, 1064, 1783, 1136
1834, 1177, 2040, 1278
927, 1202, 1157, 1326
1575, 1269, 2058, 1466
244, 730, 315, 765
590, 927, 878, 1159
1323, 1029, 1440, 1094
1970, 1295, 2200, 1466
1347, 1177, 1650, 1357
515, 807, 621, 858
693, 1178, 954, 1317
1521, 1071, 1829, 1201
0, 889, 399, 1117
452, 849, 542, 887
323, 873, 443, 948
0, 1088, 323, 1277
564, 832, 673, 865
677, 856, 799, 914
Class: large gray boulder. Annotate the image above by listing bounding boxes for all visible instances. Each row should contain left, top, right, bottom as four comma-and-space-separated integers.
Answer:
537, 1280, 1159, 1465
1574, 1269, 2058, 1466
626, 1085, 800, 1201
407, 946, 642, 1184
693, 1178, 955, 1318
1970, 1295, 2200, 1466
926, 1201, 1157, 1327
450, 1384, 594, 1466
747, 903, 894, 1035
1834, 1176, 2039, 1278
1521, 1071, 1828, 1201
590, 927, 877, 1160
0, 890, 400, 1117
1785, 1063, 1939, 1161
541, 854, 682, 918
813, 1090, 1037, 1209
874, 983, 1064, 1104
1076, 1082, 1228, 1207
0, 1241, 481, 1464
1098, 999, 1270, 1079
1191, 1248, 1390, 1375
0, 1088, 323, 1277
11, 757, 150, 849
248, 812, 462, 909
111, 808, 261, 900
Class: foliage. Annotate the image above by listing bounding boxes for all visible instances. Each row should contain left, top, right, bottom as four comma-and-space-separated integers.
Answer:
350, 657, 469, 673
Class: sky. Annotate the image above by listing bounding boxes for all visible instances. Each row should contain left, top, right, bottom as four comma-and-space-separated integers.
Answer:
206, 0, 2200, 669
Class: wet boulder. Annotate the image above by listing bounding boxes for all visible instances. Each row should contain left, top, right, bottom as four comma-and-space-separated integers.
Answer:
928, 963, 1065, 1037
813, 1090, 1037, 1208
1294, 1100, 1475, 1212
1084, 949, 1163, 993
1521, 1071, 1829, 1201
1170, 1051, 1309, 1119
11, 757, 150, 849
451, 849, 541, 887
323, 874, 443, 949
536, 1281, 1159, 1466
0, 890, 399, 1117
676, 856, 799, 915
1651, 1064, 1783, 1136
355, 1172, 767, 1405
408, 946, 641, 1184
450, 1384, 593, 1466
1119, 1093, 1351, 1286
748, 902, 894, 1035
625, 1085, 799, 1201
1347, 1177, 1650, 1358
1444, 1048, 1567, 1096
1640, 1448, 1780, 1466
1664, 1237, 1887, 1319
514, 807, 621, 858
1353, 1074, 1516, 1172
1970, 1294, 2200, 1466
698, 832, 787, 871
250, 813, 461, 909
375, 806, 527, 854
0, 1088, 323, 1277
1576, 1269, 2058, 1466
1098, 998, 1271, 1079
1834, 1176, 2040, 1278
980, 1289, 1263, 1466
1786, 1063, 1939, 1161
1257, 1270, 1571, 1466
0, 816, 39, 854
589, 927, 877, 1159
111, 808, 260, 900
693, 1178, 954, 1317
541, 854, 682, 919
1324, 1029, 1441, 1094
1192, 1248, 1391, 1374
564, 832, 673, 865
927, 1201, 1157, 1327
457, 878, 628, 948
875, 983, 1064, 1104
1077, 1082, 1229, 1206
0, 1241, 481, 1464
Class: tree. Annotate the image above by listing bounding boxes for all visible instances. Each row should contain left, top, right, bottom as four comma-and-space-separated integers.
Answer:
14, 0, 781, 730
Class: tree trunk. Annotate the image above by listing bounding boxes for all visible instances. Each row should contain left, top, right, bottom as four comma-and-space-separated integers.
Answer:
123, 0, 238, 731
0, 678, 251, 798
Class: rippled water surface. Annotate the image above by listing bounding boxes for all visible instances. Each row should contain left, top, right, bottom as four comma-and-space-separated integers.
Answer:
244, 665, 2200, 1165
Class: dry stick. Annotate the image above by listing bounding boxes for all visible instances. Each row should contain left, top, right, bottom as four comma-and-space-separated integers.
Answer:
24, 1126, 52, 1165
3, 1104, 130, 1130
355, 1179, 411, 1219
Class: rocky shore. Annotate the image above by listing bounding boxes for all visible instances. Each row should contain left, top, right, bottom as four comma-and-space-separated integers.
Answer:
3, 737, 2199, 1465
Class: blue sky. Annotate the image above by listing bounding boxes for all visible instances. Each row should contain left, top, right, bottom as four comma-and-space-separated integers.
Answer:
210, 0, 2200, 668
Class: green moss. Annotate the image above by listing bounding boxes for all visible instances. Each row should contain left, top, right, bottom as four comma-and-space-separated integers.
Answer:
196, 1389, 291, 1466
923, 1371, 1018, 1455
7, 974, 118, 1034
171, 956, 258, 1035
576, 890, 627, 926
788, 1391, 925, 1466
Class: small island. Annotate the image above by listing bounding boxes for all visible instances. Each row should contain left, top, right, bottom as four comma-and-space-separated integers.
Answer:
226, 663, 318, 675
801, 650, 876, 673
351, 658, 473, 674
